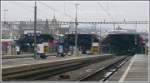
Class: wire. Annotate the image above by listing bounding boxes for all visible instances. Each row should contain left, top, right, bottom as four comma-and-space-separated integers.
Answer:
97, 2, 114, 20
10, 2, 33, 13
39, 1, 74, 20
97, 2, 121, 29
10, 1, 52, 20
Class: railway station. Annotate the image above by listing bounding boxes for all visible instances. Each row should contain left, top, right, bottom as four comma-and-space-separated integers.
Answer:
1, 1, 149, 82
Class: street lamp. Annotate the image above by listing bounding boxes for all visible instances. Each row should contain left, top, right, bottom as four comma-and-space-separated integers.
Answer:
3, 9, 8, 23
99, 24, 102, 55
34, 1, 37, 59
74, 4, 79, 56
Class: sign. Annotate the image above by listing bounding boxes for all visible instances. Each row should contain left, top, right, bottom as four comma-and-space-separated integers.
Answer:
58, 45, 63, 53
44, 46, 49, 53
92, 43, 99, 46
24, 30, 42, 34
37, 44, 44, 53
91, 46, 99, 55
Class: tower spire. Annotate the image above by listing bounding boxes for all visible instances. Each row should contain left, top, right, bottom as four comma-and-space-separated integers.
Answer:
53, 10, 55, 19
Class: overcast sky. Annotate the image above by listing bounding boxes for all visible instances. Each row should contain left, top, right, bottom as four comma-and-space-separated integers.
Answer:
1, 1, 149, 32
1, 1, 149, 22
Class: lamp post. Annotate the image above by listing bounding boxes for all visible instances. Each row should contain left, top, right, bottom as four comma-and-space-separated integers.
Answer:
99, 24, 102, 55
135, 21, 137, 32
34, 1, 37, 59
3, 9, 8, 23
113, 23, 115, 30
74, 4, 79, 56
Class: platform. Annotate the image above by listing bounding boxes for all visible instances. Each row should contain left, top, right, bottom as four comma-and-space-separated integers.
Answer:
2, 54, 114, 81
109, 54, 148, 82
2, 54, 110, 69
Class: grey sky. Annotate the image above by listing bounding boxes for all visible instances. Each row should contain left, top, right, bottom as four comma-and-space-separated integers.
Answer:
1, 1, 149, 32
1, 1, 149, 22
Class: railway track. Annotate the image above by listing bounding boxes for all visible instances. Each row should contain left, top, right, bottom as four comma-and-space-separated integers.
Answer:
3, 55, 131, 81
44, 56, 130, 81
2, 55, 113, 81
79, 56, 131, 81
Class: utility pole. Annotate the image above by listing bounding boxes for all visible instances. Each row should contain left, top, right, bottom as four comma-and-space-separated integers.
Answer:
135, 21, 137, 32
99, 24, 101, 39
34, 1, 37, 59
113, 23, 115, 30
75, 4, 79, 56
3, 9, 8, 24
94, 24, 97, 34
99, 24, 102, 55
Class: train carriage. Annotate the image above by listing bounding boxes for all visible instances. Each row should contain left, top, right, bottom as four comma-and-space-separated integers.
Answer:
64, 34, 99, 54
101, 30, 145, 56
16, 34, 54, 53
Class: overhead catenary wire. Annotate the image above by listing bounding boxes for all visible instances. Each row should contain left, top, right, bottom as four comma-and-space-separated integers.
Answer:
97, 2, 121, 29
3, 2, 34, 21
10, 1, 66, 21
39, 1, 74, 21
97, 2, 114, 20
10, 1, 50, 20
10, 2, 33, 13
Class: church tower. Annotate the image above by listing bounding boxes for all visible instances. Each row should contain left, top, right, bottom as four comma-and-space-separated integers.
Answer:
49, 15, 60, 35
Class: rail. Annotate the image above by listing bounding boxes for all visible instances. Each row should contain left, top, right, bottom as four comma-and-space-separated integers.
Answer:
2, 55, 113, 81
79, 56, 131, 81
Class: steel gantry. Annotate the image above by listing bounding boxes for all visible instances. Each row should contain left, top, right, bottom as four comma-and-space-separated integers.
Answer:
1, 20, 149, 27
58, 21, 149, 25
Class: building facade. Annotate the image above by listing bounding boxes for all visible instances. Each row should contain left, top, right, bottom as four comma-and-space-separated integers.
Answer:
1, 16, 70, 39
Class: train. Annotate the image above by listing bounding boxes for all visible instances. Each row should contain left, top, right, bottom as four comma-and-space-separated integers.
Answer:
101, 30, 145, 55
15, 33, 54, 53
63, 34, 99, 54
15, 33, 99, 54
15, 29, 146, 56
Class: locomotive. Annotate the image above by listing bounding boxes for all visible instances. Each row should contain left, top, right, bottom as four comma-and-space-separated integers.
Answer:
16, 34, 54, 53
64, 34, 99, 54
101, 30, 145, 56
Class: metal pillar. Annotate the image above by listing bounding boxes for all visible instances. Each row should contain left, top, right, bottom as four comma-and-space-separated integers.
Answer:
135, 21, 137, 31
113, 23, 115, 30
34, 1, 37, 59
3, 9, 8, 23
99, 24, 102, 55
74, 4, 79, 56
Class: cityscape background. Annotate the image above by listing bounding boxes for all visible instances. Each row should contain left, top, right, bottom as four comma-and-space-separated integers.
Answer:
1, 1, 149, 39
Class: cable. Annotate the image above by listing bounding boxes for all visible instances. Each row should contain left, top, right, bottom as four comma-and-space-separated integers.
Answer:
10, 2, 33, 13
10, 1, 52, 20
97, 2, 114, 20
97, 2, 121, 29
39, 1, 74, 20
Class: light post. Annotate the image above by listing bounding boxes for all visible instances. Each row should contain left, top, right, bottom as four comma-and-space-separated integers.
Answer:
34, 1, 37, 59
3, 9, 8, 23
99, 24, 102, 55
74, 4, 79, 56
113, 23, 115, 30
3, 9, 9, 38
135, 21, 137, 32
